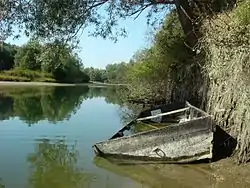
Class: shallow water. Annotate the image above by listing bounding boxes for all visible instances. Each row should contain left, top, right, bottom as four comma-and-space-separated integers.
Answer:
0, 85, 249, 188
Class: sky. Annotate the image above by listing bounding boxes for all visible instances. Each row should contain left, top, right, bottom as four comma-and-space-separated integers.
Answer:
6, 10, 166, 69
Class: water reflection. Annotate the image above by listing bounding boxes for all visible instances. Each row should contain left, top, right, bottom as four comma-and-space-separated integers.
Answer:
27, 138, 93, 188
0, 178, 4, 188
94, 157, 217, 188
0, 85, 130, 125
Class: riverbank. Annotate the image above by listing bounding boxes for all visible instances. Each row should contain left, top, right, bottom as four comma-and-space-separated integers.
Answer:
0, 81, 126, 87
0, 81, 89, 87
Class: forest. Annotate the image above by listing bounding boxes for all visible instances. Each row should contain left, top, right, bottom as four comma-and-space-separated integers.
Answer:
1, 0, 250, 163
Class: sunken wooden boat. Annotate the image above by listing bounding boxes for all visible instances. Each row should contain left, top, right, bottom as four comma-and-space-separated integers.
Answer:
93, 101, 216, 164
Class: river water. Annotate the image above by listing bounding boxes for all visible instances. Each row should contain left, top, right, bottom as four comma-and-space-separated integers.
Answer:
0, 85, 250, 188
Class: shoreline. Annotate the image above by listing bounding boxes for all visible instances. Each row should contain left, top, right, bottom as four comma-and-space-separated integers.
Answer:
0, 81, 127, 87
0, 81, 88, 86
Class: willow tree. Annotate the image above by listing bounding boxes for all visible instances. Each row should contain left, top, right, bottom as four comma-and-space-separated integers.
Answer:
1, 0, 236, 48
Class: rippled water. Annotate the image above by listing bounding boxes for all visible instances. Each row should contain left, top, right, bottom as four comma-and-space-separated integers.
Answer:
0, 85, 248, 188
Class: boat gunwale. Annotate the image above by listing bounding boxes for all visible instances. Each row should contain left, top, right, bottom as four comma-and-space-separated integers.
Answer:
93, 115, 214, 146
107, 102, 211, 141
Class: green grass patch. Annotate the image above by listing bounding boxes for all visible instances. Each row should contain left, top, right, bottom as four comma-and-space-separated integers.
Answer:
0, 69, 56, 82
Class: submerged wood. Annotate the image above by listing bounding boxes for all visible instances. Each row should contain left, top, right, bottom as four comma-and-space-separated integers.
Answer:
93, 102, 216, 163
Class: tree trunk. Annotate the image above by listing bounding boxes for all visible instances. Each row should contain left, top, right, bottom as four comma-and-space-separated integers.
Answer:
175, 0, 200, 49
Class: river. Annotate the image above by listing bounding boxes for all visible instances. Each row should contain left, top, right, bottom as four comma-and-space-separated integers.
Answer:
0, 85, 250, 188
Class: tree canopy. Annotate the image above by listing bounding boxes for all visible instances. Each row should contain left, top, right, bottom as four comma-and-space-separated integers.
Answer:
2, 0, 236, 47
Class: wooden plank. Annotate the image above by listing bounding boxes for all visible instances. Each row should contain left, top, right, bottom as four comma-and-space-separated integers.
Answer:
136, 107, 189, 121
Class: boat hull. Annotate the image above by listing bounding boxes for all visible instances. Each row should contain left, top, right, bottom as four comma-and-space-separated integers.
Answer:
93, 116, 215, 164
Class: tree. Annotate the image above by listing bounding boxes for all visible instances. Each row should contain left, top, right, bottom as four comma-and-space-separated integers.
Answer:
105, 62, 128, 83
0, 43, 18, 70
14, 40, 42, 70
37, 41, 90, 83
2, 0, 236, 48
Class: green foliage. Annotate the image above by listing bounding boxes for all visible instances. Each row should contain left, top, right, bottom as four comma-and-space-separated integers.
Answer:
38, 42, 90, 83
236, 0, 250, 26
14, 40, 42, 70
123, 11, 190, 101
3, 68, 53, 79
1, 69, 55, 82
0, 43, 18, 70
1, 40, 89, 83
105, 62, 129, 84
83, 63, 129, 84
2, 0, 237, 43
83, 67, 107, 82
0, 74, 31, 82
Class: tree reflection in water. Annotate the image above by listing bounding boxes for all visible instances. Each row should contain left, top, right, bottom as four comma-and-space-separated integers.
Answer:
27, 138, 93, 188
0, 178, 5, 188
0, 85, 141, 126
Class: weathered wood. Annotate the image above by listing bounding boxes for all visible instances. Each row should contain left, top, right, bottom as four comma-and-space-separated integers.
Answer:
136, 107, 190, 122
94, 101, 216, 163
93, 116, 215, 163
186, 101, 209, 117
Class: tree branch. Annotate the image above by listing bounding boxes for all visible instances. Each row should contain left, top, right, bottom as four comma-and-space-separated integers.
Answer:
128, 0, 175, 20
148, 0, 176, 5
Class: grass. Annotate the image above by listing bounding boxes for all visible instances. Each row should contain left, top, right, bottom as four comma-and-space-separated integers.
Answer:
0, 68, 56, 83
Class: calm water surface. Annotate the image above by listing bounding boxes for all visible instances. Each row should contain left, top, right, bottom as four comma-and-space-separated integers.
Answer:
0, 85, 144, 188
0, 85, 245, 188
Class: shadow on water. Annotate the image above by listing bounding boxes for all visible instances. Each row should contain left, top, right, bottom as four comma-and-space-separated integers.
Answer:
0, 85, 131, 125
27, 137, 93, 188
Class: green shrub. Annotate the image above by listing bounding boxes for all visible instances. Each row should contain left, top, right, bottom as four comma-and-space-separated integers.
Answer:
3, 68, 53, 79
35, 77, 56, 82
0, 75, 31, 82
0, 69, 55, 82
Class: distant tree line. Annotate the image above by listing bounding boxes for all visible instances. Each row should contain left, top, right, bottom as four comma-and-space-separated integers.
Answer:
83, 62, 129, 84
0, 40, 90, 83
1, 40, 131, 84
